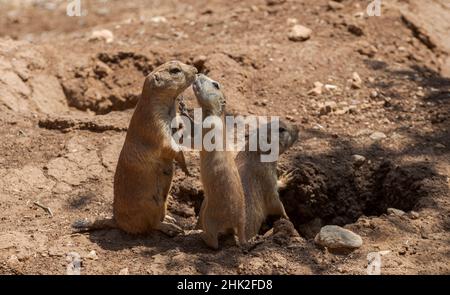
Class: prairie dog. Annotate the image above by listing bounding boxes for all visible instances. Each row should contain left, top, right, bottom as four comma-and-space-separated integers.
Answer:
193, 74, 246, 249
75, 61, 197, 236
235, 120, 299, 240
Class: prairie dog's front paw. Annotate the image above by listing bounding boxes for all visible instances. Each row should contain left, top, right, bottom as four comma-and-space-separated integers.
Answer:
277, 169, 297, 191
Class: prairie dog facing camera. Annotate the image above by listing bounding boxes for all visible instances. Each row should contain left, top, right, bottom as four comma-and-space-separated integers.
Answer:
193, 74, 246, 249
235, 120, 299, 240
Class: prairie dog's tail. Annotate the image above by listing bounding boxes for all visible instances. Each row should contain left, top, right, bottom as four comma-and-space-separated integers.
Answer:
72, 218, 117, 232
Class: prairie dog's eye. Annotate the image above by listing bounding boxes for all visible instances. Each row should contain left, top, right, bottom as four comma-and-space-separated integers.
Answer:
212, 81, 220, 90
279, 127, 287, 133
169, 67, 182, 75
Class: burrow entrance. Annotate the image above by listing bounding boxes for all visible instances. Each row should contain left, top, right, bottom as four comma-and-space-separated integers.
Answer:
279, 159, 439, 238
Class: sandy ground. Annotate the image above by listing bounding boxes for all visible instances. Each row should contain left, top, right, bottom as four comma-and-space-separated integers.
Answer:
0, 0, 449, 274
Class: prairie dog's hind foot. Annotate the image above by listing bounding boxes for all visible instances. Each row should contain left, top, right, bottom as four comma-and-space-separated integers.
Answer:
71, 218, 117, 232
201, 232, 219, 250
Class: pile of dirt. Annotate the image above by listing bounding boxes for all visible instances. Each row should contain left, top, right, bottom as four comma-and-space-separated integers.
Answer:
0, 38, 69, 114
61, 52, 156, 114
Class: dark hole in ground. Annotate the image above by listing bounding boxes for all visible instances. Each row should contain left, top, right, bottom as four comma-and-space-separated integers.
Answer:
170, 179, 204, 229
279, 160, 438, 238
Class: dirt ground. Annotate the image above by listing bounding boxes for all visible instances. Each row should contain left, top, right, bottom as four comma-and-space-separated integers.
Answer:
0, 0, 449, 275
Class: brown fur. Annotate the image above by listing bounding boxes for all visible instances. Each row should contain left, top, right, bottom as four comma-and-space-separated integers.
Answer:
235, 120, 299, 241
193, 74, 246, 249
112, 61, 197, 235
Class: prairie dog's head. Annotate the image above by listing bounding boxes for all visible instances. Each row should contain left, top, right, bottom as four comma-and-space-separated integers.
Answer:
250, 120, 299, 156
278, 120, 299, 154
144, 61, 197, 98
192, 74, 225, 116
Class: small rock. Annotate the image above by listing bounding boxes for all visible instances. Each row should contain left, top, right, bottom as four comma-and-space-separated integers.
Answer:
347, 24, 364, 36
409, 211, 419, 219
7, 255, 20, 267
357, 41, 378, 57
90, 29, 114, 43
48, 247, 64, 257
193, 55, 207, 70
87, 250, 98, 260
308, 81, 323, 95
288, 25, 312, 42
416, 90, 425, 97
387, 208, 405, 216
315, 225, 363, 251
201, 9, 213, 15
286, 18, 298, 25
334, 107, 348, 115
327, 1, 344, 11
370, 90, 378, 98
266, 0, 286, 6
286, 115, 295, 122
119, 267, 129, 275
337, 267, 345, 273
351, 72, 362, 89
324, 84, 338, 91
319, 101, 337, 116
351, 154, 366, 167
384, 96, 392, 107
312, 123, 325, 130
370, 131, 387, 141
150, 16, 167, 23
93, 61, 112, 78
420, 228, 429, 239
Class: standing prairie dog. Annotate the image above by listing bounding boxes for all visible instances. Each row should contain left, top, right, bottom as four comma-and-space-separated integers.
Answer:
193, 74, 246, 249
112, 61, 197, 235
235, 120, 299, 241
